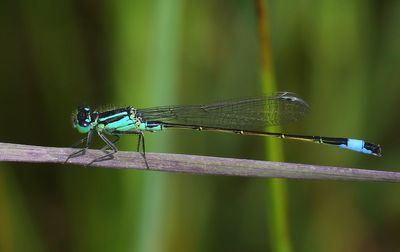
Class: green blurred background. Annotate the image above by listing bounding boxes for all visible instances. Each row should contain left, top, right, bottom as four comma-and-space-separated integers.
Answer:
1, 0, 400, 251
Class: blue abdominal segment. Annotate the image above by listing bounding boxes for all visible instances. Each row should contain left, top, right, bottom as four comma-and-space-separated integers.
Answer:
339, 139, 373, 155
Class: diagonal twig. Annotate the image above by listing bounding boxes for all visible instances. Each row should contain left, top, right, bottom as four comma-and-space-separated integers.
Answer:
0, 142, 397, 182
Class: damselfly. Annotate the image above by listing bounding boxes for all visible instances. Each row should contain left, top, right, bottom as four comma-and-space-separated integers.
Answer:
65, 92, 381, 167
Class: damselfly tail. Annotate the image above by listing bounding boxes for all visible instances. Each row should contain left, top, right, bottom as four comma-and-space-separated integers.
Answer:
162, 123, 381, 156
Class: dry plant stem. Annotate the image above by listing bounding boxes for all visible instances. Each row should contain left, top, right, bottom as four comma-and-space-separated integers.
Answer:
0, 142, 397, 182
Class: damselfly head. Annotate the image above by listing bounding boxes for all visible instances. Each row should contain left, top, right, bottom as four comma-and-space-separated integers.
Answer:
73, 107, 92, 134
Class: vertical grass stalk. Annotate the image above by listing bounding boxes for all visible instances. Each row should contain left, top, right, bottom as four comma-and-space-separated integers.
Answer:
111, 1, 184, 251
256, 0, 292, 251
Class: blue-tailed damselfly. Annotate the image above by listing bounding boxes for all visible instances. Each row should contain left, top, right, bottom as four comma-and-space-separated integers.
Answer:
66, 92, 381, 167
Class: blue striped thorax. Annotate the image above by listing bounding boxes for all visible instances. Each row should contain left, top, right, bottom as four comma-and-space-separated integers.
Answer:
72, 106, 164, 135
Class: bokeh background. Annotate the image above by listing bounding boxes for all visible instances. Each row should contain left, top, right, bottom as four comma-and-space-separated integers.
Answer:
1, 0, 400, 251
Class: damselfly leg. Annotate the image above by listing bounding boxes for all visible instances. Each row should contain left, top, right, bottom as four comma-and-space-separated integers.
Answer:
86, 132, 119, 166
113, 130, 149, 169
100, 135, 120, 153
65, 130, 93, 164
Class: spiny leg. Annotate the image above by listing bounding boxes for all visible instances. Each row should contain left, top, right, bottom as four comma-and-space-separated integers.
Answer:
87, 132, 118, 166
100, 135, 120, 154
65, 130, 93, 164
136, 132, 149, 169
112, 130, 149, 169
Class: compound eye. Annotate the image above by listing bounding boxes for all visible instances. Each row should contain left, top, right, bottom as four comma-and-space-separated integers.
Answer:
74, 107, 92, 133
77, 107, 91, 127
